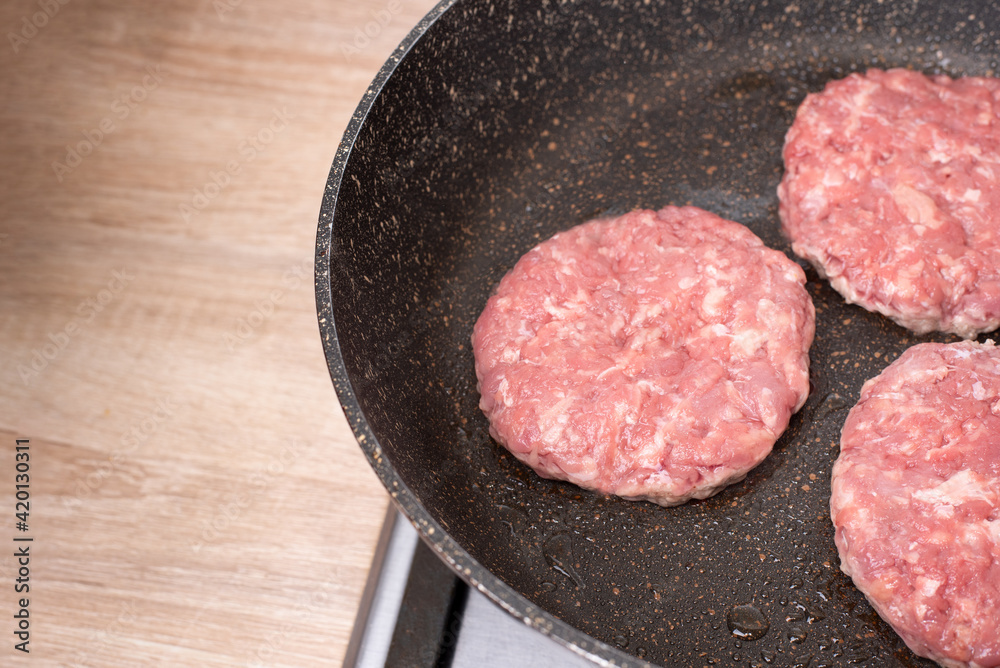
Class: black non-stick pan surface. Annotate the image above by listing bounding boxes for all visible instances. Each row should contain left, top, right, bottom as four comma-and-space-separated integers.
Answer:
316, 1, 999, 665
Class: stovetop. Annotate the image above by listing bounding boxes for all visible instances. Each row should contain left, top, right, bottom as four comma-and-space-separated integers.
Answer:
346, 508, 597, 668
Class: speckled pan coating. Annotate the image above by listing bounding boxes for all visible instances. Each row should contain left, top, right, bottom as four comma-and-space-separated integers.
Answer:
316, 1, 1000, 666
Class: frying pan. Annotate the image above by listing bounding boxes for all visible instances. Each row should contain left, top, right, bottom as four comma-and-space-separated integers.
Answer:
316, 1, 994, 665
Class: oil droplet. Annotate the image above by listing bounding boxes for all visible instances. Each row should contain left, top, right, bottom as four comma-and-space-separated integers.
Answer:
788, 624, 808, 644
726, 604, 770, 641
614, 635, 628, 648
814, 392, 849, 421
845, 644, 873, 663
761, 650, 775, 664
496, 504, 525, 537
543, 534, 585, 589
540, 581, 556, 592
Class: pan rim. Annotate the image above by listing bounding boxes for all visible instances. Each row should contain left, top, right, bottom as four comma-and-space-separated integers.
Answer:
313, 0, 644, 665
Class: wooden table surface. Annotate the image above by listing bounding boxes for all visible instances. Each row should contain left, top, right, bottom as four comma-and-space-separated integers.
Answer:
0, 0, 438, 664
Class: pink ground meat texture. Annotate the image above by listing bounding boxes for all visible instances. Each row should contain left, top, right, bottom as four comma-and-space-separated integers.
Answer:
778, 68, 1000, 338
471, 206, 814, 506
832, 341, 1000, 668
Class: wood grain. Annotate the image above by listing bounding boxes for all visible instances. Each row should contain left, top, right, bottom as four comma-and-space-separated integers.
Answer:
0, 0, 438, 664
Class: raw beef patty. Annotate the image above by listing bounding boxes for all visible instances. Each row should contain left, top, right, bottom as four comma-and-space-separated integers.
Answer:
472, 206, 814, 506
832, 341, 1000, 668
779, 68, 1000, 338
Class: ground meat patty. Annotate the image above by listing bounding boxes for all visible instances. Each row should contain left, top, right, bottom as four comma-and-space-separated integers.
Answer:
778, 68, 1000, 338
832, 341, 1000, 668
471, 206, 814, 506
